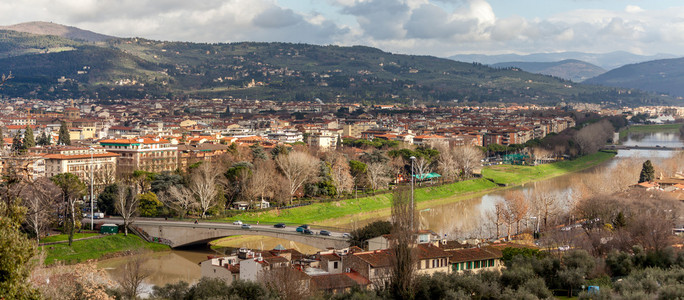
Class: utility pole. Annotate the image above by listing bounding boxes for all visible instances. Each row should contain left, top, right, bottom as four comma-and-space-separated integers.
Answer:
410, 156, 416, 231
89, 146, 94, 230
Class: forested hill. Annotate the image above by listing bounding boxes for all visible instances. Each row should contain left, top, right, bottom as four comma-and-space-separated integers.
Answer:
0, 27, 673, 106
584, 57, 684, 98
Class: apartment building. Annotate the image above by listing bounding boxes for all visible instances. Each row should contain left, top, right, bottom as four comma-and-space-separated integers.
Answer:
99, 137, 178, 177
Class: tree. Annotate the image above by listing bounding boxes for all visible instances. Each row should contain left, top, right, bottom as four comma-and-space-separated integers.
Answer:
11, 131, 22, 152
246, 159, 276, 206
503, 190, 529, 237
162, 185, 196, 218
150, 171, 183, 194
138, 192, 162, 217
437, 146, 458, 182
275, 151, 319, 204
366, 162, 391, 192
453, 146, 484, 178
390, 188, 416, 300
114, 255, 150, 300
114, 183, 139, 236
22, 177, 60, 243
0, 211, 41, 299
328, 152, 354, 196
58, 121, 71, 146
487, 200, 507, 239
37, 131, 51, 146
349, 220, 393, 248
0, 126, 4, 148
98, 184, 119, 215
189, 163, 220, 218
22, 125, 35, 149
638, 160, 655, 183
51, 173, 86, 246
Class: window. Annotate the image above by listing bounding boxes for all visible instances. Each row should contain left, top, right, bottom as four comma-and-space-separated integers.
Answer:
489, 259, 495, 267
333, 262, 339, 269
466, 262, 472, 269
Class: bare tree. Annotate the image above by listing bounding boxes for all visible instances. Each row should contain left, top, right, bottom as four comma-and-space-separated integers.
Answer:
275, 151, 319, 204
530, 186, 561, 231
51, 173, 86, 246
114, 255, 151, 300
531, 147, 554, 165
504, 190, 529, 236
188, 163, 220, 218
22, 178, 60, 244
390, 188, 415, 299
486, 200, 507, 239
114, 183, 139, 236
437, 147, 458, 182
453, 146, 483, 178
246, 159, 277, 207
327, 152, 354, 195
366, 162, 391, 192
161, 185, 196, 218
260, 265, 310, 300
412, 156, 432, 185
574, 120, 614, 155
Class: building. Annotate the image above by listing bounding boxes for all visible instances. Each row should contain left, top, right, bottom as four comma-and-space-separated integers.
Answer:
31, 146, 118, 185
99, 137, 178, 177
446, 246, 504, 274
308, 133, 338, 150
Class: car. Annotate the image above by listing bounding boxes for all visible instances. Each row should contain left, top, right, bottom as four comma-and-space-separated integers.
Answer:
233, 220, 243, 225
274, 223, 286, 228
342, 233, 351, 238
296, 226, 305, 233
241, 224, 251, 229
319, 230, 331, 236
303, 229, 314, 235
299, 224, 309, 229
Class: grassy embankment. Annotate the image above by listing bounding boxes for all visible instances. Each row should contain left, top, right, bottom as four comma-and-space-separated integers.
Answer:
226, 151, 616, 227
618, 124, 683, 140
39, 233, 169, 266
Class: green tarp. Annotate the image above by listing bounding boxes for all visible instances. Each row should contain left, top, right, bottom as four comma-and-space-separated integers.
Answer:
413, 172, 442, 180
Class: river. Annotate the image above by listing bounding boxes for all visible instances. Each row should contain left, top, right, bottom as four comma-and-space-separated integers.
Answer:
100, 128, 683, 289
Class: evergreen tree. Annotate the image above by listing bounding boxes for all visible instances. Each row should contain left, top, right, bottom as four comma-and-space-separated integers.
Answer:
639, 160, 655, 183
11, 132, 22, 152
37, 131, 50, 146
22, 125, 35, 149
0, 126, 4, 148
58, 121, 71, 146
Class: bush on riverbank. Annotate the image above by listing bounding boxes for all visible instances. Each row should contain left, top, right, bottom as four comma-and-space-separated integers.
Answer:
39, 233, 169, 266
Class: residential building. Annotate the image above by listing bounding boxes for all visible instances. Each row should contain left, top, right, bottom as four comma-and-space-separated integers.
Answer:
99, 137, 178, 177
32, 146, 118, 185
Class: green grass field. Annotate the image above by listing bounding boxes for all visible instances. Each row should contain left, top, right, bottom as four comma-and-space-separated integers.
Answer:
40, 233, 100, 243
225, 151, 615, 226
481, 151, 616, 186
619, 124, 683, 139
39, 234, 169, 266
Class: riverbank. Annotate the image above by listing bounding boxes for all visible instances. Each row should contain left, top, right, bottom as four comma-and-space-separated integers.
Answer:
226, 151, 616, 228
39, 233, 170, 266
619, 123, 683, 140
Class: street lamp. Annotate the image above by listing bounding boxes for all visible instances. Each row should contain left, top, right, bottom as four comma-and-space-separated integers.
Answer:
89, 146, 94, 231
409, 156, 416, 231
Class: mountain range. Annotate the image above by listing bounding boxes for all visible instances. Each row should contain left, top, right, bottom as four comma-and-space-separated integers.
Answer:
0, 21, 677, 106
449, 51, 678, 70
584, 57, 684, 98
491, 60, 606, 82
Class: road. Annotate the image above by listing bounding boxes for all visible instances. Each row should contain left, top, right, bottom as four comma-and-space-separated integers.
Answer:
91, 217, 350, 239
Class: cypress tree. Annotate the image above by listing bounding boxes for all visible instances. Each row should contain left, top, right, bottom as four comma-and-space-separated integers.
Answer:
11, 132, 22, 152
22, 125, 35, 149
0, 127, 4, 147
638, 160, 655, 183
58, 121, 71, 146
37, 131, 50, 146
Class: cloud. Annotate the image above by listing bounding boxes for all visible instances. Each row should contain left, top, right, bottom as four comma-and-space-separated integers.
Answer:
2, 0, 684, 56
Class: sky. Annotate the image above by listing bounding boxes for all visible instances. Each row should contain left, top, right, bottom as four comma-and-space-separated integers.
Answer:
2, 0, 684, 57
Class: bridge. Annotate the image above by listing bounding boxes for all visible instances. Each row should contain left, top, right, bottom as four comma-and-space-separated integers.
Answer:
101, 218, 351, 249
603, 145, 683, 151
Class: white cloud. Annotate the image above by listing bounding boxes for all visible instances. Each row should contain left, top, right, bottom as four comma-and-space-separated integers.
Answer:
1, 0, 684, 56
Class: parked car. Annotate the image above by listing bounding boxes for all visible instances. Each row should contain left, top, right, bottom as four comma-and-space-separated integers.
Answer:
319, 230, 331, 236
241, 224, 251, 229
274, 223, 286, 228
303, 229, 314, 235
296, 226, 305, 233
233, 220, 243, 225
